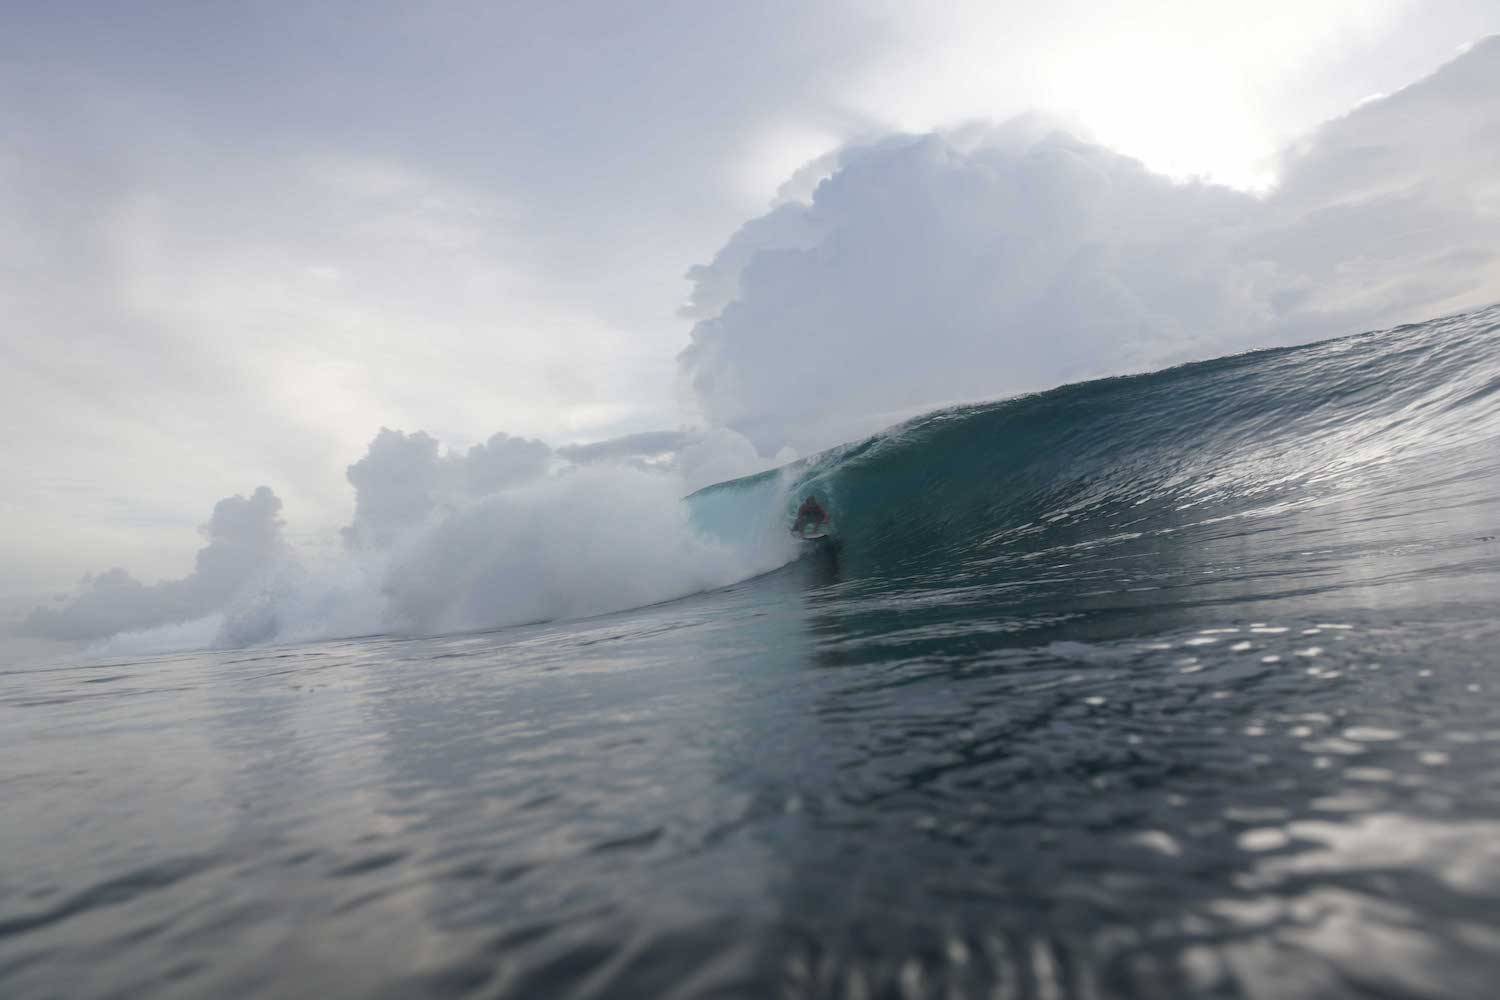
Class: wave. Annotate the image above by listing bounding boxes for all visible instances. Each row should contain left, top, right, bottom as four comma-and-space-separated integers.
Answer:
689, 303, 1500, 583
76, 465, 796, 658
51, 303, 1500, 659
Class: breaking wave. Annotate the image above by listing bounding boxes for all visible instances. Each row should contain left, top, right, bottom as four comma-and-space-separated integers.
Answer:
48, 302, 1500, 658
692, 303, 1500, 580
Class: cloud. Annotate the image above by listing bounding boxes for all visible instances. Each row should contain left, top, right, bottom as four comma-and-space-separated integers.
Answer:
1254, 34, 1500, 321
343, 429, 551, 549
22, 487, 286, 640
680, 40, 1500, 455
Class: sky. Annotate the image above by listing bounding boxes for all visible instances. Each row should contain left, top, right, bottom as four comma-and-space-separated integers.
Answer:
3, 0, 1499, 613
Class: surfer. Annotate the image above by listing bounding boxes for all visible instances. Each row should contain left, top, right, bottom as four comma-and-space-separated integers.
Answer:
792, 495, 829, 535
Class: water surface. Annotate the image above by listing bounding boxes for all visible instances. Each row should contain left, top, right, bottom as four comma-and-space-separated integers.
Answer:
3, 307, 1500, 998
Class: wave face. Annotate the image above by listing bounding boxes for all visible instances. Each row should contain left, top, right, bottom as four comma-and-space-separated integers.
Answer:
694, 302, 1500, 592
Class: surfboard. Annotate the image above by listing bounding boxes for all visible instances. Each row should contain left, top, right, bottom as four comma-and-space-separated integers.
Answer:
792, 523, 832, 541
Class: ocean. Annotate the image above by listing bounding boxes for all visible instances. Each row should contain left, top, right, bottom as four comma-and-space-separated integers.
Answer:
3, 304, 1499, 998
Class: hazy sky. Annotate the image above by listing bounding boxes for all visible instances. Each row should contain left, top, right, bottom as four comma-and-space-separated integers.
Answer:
3, 1, 1498, 605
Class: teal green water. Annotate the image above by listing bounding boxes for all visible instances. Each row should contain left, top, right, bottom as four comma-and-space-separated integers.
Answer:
2, 305, 1499, 998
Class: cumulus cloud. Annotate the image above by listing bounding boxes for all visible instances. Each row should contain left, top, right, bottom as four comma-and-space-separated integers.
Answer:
680, 39, 1500, 454
343, 429, 551, 549
22, 487, 286, 641
1254, 34, 1500, 322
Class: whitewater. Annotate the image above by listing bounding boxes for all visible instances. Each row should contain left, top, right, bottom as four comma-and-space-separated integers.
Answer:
2, 303, 1499, 998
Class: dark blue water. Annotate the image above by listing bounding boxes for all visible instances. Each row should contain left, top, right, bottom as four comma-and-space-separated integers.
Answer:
3, 306, 1499, 998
